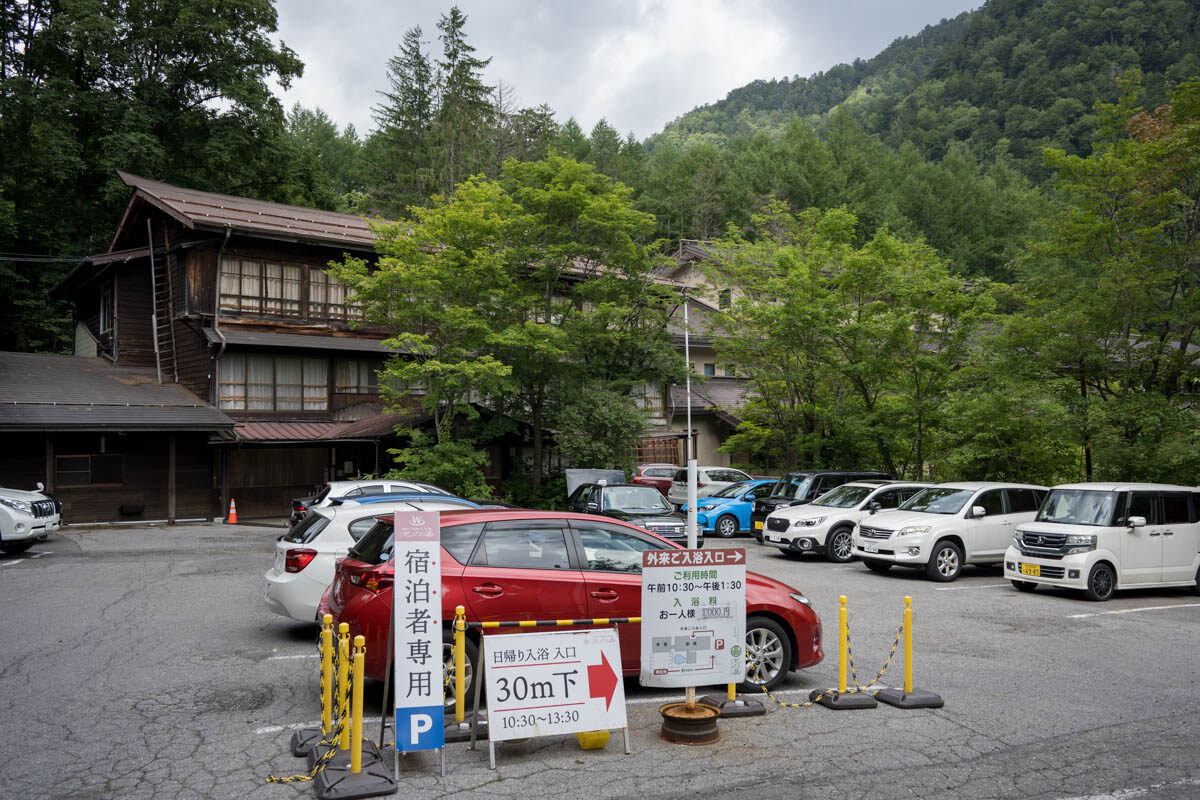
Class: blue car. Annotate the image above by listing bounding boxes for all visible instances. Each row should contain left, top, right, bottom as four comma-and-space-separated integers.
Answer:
681, 479, 776, 538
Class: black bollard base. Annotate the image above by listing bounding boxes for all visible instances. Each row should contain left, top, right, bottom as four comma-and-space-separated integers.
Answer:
698, 694, 767, 718
809, 689, 878, 709
444, 711, 488, 743
290, 725, 324, 757
314, 746, 396, 800
874, 687, 944, 709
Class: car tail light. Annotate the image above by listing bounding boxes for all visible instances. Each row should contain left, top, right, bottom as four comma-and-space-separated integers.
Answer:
297, 504, 307, 512
697, 482, 708, 489
362, 573, 393, 593
285, 548, 318, 573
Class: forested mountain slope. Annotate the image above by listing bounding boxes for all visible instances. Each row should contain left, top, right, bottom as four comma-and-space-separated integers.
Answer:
654, 0, 1199, 177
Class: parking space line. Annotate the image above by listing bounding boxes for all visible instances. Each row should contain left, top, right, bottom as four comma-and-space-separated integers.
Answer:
1068, 602, 1200, 619
1056, 776, 1200, 799
0, 551, 49, 567
934, 583, 1009, 591
266, 653, 320, 661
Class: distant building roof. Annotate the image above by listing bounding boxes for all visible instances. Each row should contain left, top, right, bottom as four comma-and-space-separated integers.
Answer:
0, 352, 234, 432
670, 377, 751, 423
334, 410, 425, 439
116, 171, 380, 250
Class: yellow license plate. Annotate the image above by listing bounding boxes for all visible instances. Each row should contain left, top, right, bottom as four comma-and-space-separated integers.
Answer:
754, 521, 763, 530
1019, 563, 1040, 577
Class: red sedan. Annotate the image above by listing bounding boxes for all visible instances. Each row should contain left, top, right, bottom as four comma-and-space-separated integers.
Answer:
320, 510, 823, 699
632, 463, 679, 496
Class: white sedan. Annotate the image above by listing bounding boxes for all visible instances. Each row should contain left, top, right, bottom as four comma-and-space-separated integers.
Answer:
265, 495, 480, 622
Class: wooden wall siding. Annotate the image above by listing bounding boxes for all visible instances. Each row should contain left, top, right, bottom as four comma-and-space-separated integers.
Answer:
114, 259, 157, 368
187, 248, 218, 318
226, 445, 328, 518
0, 435, 48, 489
0, 433, 215, 523
172, 315, 213, 399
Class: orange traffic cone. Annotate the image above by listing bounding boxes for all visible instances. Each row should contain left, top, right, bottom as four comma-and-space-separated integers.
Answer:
227, 498, 238, 524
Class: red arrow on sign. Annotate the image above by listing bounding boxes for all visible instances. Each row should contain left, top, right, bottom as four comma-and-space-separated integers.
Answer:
588, 651, 619, 711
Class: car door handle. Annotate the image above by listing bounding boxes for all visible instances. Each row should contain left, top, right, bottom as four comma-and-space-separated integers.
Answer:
472, 583, 504, 597
1149, 532, 1162, 537
589, 589, 619, 601
1162, 530, 1174, 536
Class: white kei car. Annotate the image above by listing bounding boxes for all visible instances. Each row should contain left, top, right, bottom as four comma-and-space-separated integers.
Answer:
265, 495, 479, 622
762, 481, 932, 562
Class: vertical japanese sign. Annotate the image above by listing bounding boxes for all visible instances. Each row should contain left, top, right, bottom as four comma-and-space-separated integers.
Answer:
393, 511, 444, 751
639, 548, 747, 688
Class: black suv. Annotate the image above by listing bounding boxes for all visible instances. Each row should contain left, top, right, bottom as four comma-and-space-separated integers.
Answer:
751, 470, 891, 541
565, 482, 699, 547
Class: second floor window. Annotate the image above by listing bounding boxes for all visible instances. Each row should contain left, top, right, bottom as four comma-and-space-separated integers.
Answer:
335, 359, 379, 394
219, 354, 328, 411
220, 259, 301, 316
310, 269, 363, 321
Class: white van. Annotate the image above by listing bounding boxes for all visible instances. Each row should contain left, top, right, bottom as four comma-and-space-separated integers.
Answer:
852, 482, 1049, 582
1004, 483, 1200, 601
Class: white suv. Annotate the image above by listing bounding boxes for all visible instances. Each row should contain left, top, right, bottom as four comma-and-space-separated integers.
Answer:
667, 467, 753, 509
0, 483, 62, 554
1005, 483, 1200, 601
763, 481, 931, 562
852, 482, 1048, 581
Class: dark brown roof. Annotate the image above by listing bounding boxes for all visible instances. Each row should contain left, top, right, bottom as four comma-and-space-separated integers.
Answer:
0, 352, 234, 432
116, 171, 380, 250
203, 327, 398, 354
334, 410, 425, 439
232, 421, 349, 442
670, 377, 751, 419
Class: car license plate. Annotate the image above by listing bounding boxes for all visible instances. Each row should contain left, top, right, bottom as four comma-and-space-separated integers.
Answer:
864, 543, 879, 554
1020, 563, 1040, 577
754, 521, 763, 531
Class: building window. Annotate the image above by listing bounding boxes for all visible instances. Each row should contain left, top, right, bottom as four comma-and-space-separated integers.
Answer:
310, 269, 363, 321
56, 454, 123, 486
99, 284, 113, 334
335, 359, 379, 394
703, 363, 715, 376
219, 258, 301, 316
220, 354, 328, 411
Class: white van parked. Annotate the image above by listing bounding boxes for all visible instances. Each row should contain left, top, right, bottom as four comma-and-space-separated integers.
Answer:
1004, 483, 1200, 601
852, 482, 1049, 582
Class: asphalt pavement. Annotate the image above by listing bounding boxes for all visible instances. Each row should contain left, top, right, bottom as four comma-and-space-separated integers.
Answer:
1, 522, 1197, 799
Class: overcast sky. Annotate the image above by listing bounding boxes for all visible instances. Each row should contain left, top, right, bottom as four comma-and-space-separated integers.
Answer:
274, 0, 980, 141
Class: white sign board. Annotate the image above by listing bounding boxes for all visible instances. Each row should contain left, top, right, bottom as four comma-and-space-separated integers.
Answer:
639, 548, 747, 688
393, 511, 444, 751
484, 628, 627, 742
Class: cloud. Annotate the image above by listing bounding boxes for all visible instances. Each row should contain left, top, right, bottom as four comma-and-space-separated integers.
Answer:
273, 0, 979, 139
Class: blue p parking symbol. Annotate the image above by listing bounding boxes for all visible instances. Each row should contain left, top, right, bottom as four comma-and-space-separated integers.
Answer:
395, 705, 445, 751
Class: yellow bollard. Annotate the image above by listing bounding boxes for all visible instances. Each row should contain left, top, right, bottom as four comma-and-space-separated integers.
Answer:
337, 622, 350, 751
320, 614, 334, 736
727, 683, 736, 702
454, 605, 466, 724
351, 635, 365, 774
904, 596, 913, 693
875, 595, 943, 708
837, 595, 848, 694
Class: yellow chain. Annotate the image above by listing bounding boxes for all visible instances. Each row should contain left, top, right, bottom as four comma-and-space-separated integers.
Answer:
746, 614, 906, 708
265, 652, 352, 784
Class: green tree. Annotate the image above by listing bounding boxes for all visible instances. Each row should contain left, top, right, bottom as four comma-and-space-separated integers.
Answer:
0, 0, 304, 352
434, 6, 493, 196
1014, 76, 1200, 483
371, 25, 436, 214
